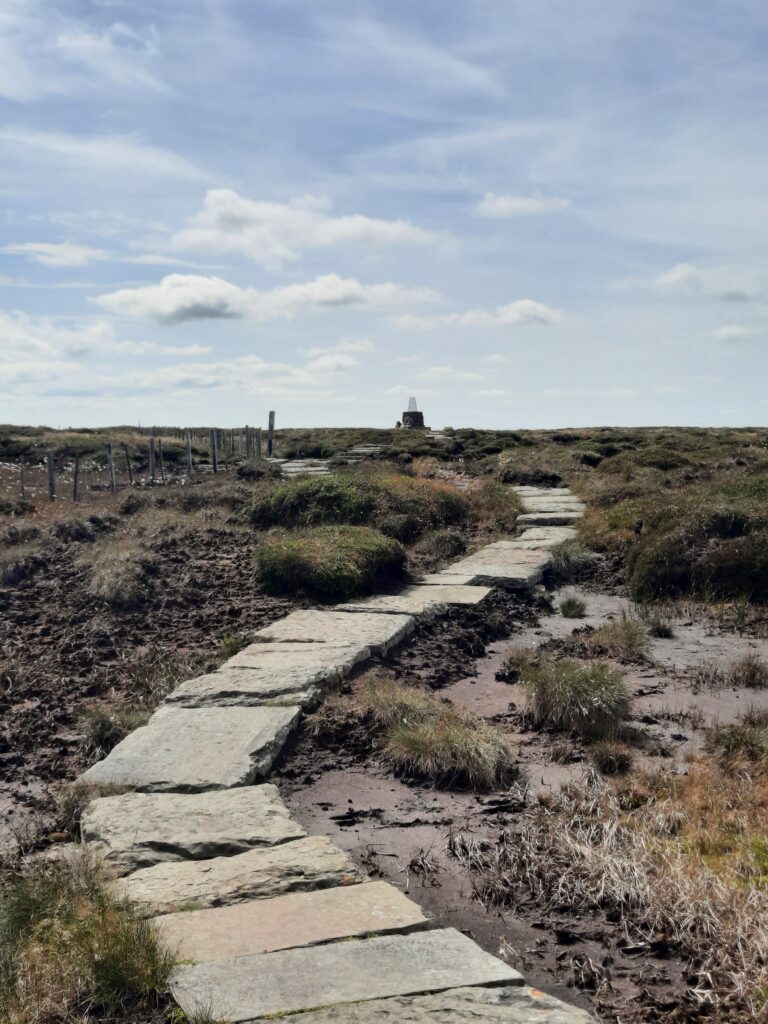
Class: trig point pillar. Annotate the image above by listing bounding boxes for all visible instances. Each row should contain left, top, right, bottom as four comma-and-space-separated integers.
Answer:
402, 396, 425, 429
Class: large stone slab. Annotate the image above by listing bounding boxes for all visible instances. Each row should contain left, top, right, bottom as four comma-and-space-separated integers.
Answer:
520, 499, 585, 512
513, 487, 574, 497
515, 526, 577, 545
156, 881, 428, 962
416, 572, 479, 586
448, 544, 550, 588
171, 928, 521, 1021
517, 512, 583, 526
255, 610, 414, 654
335, 584, 491, 616
119, 836, 362, 915
165, 642, 367, 709
80, 705, 300, 792
81, 785, 304, 875
295, 984, 595, 1023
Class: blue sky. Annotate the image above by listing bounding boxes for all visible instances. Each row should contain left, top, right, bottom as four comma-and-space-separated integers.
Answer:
2, 0, 767, 429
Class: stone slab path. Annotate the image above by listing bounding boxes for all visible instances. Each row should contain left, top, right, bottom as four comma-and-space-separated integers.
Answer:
171, 928, 522, 1021
81, 705, 300, 791
76, 480, 591, 1022
156, 879, 428, 961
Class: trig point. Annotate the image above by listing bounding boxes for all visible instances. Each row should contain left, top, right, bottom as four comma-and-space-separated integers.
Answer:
401, 396, 426, 429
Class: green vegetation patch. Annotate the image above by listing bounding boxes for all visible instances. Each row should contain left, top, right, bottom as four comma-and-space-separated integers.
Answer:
256, 524, 406, 602
522, 658, 630, 738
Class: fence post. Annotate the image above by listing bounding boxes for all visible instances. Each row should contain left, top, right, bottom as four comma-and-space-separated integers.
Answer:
148, 433, 156, 483
209, 428, 218, 473
19, 457, 25, 499
185, 430, 194, 478
73, 454, 80, 502
106, 444, 117, 492
46, 450, 56, 502
255, 427, 262, 458
158, 438, 166, 482
123, 444, 134, 487
267, 411, 275, 457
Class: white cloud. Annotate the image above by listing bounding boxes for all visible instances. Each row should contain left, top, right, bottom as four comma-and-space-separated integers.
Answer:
473, 388, 507, 397
3, 242, 108, 267
0, 127, 206, 181
55, 22, 170, 95
169, 189, 437, 270
654, 262, 701, 289
418, 365, 484, 381
386, 384, 436, 396
476, 192, 570, 217
394, 299, 562, 330
484, 353, 508, 365
543, 387, 637, 398
711, 325, 756, 342
302, 337, 375, 373
95, 273, 439, 325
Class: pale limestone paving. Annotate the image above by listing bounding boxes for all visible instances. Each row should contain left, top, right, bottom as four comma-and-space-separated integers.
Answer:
514, 526, 577, 544
335, 584, 492, 616
155, 880, 429, 962
80, 705, 300, 792
447, 544, 550, 588
255, 609, 415, 655
519, 500, 585, 512
295, 985, 595, 1024
171, 928, 522, 1022
81, 786, 304, 875
118, 836, 362, 916
165, 642, 367, 709
416, 572, 480, 585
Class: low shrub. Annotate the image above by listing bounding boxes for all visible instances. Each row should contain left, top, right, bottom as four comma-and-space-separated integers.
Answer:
522, 659, 630, 738
591, 740, 634, 775
707, 710, 768, 763
256, 525, 406, 602
559, 596, 587, 618
245, 472, 467, 541
0, 853, 173, 1020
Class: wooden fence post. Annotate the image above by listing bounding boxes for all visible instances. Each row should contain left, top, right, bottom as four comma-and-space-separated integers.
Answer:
267, 411, 275, 457
158, 439, 166, 482
255, 427, 262, 459
19, 457, 25, 499
106, 444, 117, 492
73, 455, 80, 502
46, 450, 56, 502
148, 434, 156, 483
209, 429, 218, 473
185, 430, 194, 478
123, 444, 134, 487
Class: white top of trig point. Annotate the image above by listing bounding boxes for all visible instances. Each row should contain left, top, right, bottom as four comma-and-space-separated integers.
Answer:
407, 397, 418, 412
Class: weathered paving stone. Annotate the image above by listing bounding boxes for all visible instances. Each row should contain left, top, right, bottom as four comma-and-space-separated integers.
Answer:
294, 984, 596, 1023
416, 572, 479, 585
171, 928, 521, 1021
519, 500, 585, 512
336, 584, 492, 616
165, 643, 367, 709
515, 526, 577, 545
81, 785, 304, 875
448, 544, 550, 588
80, 705, 300, 792
155, 880, 428, 962
119, 836, 362, 915
255, 610, 414, 655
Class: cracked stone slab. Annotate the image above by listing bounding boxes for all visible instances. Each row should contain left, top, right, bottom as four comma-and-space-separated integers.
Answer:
335, 584, 492, 616
156, 881, 428, 962
255, 610, 414, 655
519, 500, 585, 512
295, 984, 596, 1023
515, 526, 577, 545
416, 572, 480, 586
165, 643, 367, 709
517, 512, 583, 526
171, 928, 521, 1021
448, 545, 550, 588
118, 836, 362, 916
80, 705, 300, 792
81, 785, 304, 875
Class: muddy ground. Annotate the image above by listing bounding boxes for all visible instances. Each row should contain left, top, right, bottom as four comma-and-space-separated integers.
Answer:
0, 504, 298, 842
276, 566, 768, 1023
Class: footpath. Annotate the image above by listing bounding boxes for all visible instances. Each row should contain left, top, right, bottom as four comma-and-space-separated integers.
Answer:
76, 485, 592, 1023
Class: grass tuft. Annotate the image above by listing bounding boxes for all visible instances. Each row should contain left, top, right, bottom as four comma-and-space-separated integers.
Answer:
0, 852, 173, 1021
256, 525, 406, 602
548, 539, 596, 582
559, 595, 587, 618
522, 659, 630, 739
590, 740, 634, 775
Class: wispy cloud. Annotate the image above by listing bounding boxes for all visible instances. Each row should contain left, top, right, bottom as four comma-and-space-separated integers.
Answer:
3, 242, 108, 267
394, 299, 562, 330
475, 192, 570, 217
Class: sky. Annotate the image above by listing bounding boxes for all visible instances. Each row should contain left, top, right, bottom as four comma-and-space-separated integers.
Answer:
2, 0, 768, 430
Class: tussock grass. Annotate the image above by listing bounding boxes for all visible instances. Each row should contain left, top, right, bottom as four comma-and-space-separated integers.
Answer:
634, 603, 675, 638
522, 659, 630, 739
590, 741, 634, 775
359, 675, 517, 790
585, 617, 650, 661
0, 852, 173, 1022
707, 709, 768, 763
729, 653, 768, 689
559, 595, 586, 618
80, 705, 149, 763
256, 525, 406, 602
547, 539, 596, 582
84, 538, 157, 610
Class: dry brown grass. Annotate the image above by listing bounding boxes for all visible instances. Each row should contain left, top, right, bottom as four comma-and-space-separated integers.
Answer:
452, 763, 768, 1021
83, 537, 157, 610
